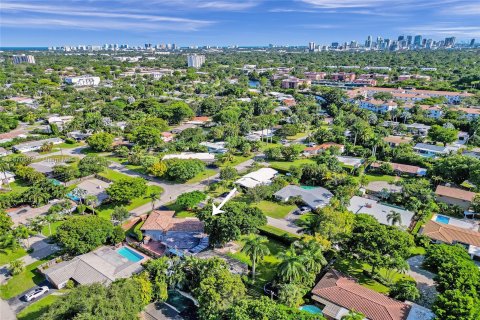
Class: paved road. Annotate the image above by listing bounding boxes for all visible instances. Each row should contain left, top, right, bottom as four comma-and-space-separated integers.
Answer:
266, 216, 301, 234
0, 298, 15, 320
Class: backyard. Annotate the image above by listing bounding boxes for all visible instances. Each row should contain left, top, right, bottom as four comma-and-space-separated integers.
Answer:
252, 200, 296, 219
268, 159, 315, 172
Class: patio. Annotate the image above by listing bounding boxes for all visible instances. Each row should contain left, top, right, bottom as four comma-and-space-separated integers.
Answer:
141, 240, 166, 257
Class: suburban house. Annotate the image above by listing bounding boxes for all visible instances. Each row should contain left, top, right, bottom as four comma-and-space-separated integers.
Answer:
347, 196, 414, 229
200, 141, 228, 154
303, 143, 345, 157
73, 178, 111, 205
43, 246, 145, 289
420, 214, 480, 260
364, 181, 403, 197
186, 116, 212, 126
383, 136, 413, 148
161, 132, 173, 142
12, 137, 63, 153
141, 210, 207, 255
274, 185, 333, 209
235, 168, 278, 189
413, 143, 458, 158
370, 161, 427, 176
419, 105, 443, 119
311, 269, 433, 320
335, 156, 364, 169
435, 185, 476, 210
0, 171, 15, 188
358, 99, 398, 113
67, 130, 92, 141
162, 153, 215, 163
28, 160, 59, 176
47, 115, 74, 131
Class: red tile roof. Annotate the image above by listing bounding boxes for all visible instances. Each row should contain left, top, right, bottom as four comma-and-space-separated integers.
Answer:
141, 210, 204, 233
421, 220, 480, 247
435, 185, 476, 202
312, 270, 410, 320
371, 161, 421, 175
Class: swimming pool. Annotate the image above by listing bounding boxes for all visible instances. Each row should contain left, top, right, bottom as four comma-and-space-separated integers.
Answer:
435, 215, 450, 224
299, 305, 323, 315
301, 186, 317, 190
117, 247, 144, 262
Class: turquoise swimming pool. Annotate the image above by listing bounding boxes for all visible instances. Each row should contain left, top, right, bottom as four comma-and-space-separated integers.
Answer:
299, 305, 323, 314
301, 186, 317, 190
117, 247, 144, 262
435, 215, 450, 224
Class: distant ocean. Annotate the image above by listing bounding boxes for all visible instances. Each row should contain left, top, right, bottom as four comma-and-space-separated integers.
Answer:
0, 47, 49, 51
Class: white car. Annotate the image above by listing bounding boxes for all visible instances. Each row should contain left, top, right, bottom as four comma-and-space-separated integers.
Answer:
23, 286, 49, 302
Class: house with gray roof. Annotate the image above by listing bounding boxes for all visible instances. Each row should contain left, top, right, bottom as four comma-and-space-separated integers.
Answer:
274, 185, 333, 209
42, 246, 145, 289
347, 196, 414, 229
413, 143, 458, 158
12, 137, 63, 153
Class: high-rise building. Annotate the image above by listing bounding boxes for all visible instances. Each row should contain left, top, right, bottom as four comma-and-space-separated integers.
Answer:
12, 54, 35, 64
414, 35, 422, 47
444, 37, 456, 47
308, 42, 316, 52
365, 35, 373, 48
187, 54, 205, 68
470, 39, 476, 47
406, 35, 413, 46
398, 35, 405, 41
331, 42, 339, 49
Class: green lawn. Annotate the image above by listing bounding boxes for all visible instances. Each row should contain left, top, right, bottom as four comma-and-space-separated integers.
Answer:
165, 202, 196, 218
0, 247, 27, 266
268, 159, 316, 172
228, 238, 287, 294
218, 155, 252, 168
0, 180, 30, 194
409, 246, 426, 256
252, 200, 296, 219
41, 220, 64, 237
96, 185, 163, 220
361, 174, 401, 184
0, 259, 49, 299
97, 168, 131, 182
334, 258, 415, 294
186, 169, 217, 184
287, 132, 308, 140
16, 294, 60, 320
56, 142, 83, 149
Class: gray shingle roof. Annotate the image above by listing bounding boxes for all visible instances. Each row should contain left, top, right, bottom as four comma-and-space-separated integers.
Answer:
274, 185, 333, 209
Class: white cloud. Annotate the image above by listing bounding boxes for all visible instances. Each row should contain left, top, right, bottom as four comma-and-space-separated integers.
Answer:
445, 4, 480, 15
402, 25, 480, 37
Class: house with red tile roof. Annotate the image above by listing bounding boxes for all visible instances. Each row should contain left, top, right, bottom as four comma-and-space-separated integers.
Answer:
304, 143, 345, 157
312, 269, 412, 320
370, 161, 427, 176
435, 185, 476, 210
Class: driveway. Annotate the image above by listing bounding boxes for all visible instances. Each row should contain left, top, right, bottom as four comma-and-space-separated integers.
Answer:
7, 280, 57, 314
0, 298, 15, 320
407, 255, 437, 307
266, 216, 300, 234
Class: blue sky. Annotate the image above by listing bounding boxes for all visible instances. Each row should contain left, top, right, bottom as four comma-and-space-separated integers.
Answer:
1, 0, 479, 46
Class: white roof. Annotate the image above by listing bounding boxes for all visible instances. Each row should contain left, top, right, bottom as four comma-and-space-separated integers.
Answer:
235, 168, 278, 188
347, 196, 414, 228
0, 171, 15, 179
162, 153, 215, 161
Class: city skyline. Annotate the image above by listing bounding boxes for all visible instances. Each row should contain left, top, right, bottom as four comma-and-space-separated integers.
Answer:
1, 0, 479, 47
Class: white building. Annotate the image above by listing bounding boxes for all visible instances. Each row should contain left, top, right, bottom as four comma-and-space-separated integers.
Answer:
162, 152, 215, 162
48, 116, 74, 131
0, 171, 15, 188
12, 54, 35, 64
12, 138, 64, 153
358, 100, 398, 113
235, 168, 278, 189
64, 76, 100, 87
187, 54, 205, 68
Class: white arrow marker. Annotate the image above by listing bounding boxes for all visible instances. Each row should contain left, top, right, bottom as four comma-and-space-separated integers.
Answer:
212, 187, 237, 215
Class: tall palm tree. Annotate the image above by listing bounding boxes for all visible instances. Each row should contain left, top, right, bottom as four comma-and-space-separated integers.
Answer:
297, 214, 322, 236
149, 192, 160, 211
241, 234, 270, 281
85, 195, 98, 215
277, 248, 307, 283
295, 239, 327, 274
387, 210, 402, 226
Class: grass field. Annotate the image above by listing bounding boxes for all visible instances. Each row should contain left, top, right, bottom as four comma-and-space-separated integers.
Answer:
268, 159, 315, 172
186, 169, 217, 184
362, 174, 401, 184
165, 202, 196, 218
41, 220, 64, 237
218, 155, 252, 168
0, 180, 30, 194
0, 259, 49, 299
16, 294, 60, 320
286, 132, 308, 140
252, 200, 296, 219
97, 168, 131, 182
0, 247, 27, 266
96, 185, 163, 220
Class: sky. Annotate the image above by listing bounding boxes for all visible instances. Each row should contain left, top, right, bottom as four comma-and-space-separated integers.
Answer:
1, 0, 479, 47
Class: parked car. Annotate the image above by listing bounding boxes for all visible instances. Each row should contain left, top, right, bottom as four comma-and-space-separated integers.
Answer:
296, 206, 311, 215
306, 142, 317, 147
23, 286, 49, 302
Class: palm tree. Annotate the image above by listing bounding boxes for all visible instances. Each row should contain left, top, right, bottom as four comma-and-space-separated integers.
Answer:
295, 239, 327, 274
8, 259, 25, 275
149, 192, 160, 211
85, 195, 97, 215
387, 210, 402, 226
14, 225, 32, 249
297, 214, 322, 236
241, 234, 270, 281
277, 248, 307, 283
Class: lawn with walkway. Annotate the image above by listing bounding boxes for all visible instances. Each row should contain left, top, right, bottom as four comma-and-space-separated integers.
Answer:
252, 200, 296, 219
186, 169, 217, 184
0, 258, 50, 299
16, 294, 60, 320
0, 247, 27, 266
